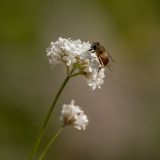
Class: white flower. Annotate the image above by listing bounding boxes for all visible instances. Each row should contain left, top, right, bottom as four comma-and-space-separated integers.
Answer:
46, 37, 106, 90
60, 100, 89, 130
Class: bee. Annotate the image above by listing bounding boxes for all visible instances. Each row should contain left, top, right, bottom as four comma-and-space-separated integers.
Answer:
89, 41, 115, 71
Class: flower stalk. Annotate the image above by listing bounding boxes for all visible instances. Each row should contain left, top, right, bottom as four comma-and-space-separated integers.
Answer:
38, 126, 64, 160
28, 76, 70, 160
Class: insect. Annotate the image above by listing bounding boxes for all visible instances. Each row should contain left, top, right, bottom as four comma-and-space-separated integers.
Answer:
89, 41, 115, 71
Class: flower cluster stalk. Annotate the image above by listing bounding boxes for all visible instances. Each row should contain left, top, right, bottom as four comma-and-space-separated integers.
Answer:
38, 127, 64, 160
28, 76, 70, 160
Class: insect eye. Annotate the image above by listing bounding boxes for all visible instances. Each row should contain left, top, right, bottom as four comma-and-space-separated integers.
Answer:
92, 44, 97, 49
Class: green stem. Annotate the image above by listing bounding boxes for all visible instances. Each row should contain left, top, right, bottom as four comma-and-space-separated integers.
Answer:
70, 72, 82, 77
38, 127, 64, 160
28, 76, 70, 160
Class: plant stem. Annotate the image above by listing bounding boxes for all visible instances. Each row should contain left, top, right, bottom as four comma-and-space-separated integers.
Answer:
28, 76, 70, 160
70, 72, 82, 77
38, 127, 64, 160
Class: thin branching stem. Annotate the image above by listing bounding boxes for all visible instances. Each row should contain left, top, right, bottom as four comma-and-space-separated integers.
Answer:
38, 126, 64, 160
28, 75, 70, 160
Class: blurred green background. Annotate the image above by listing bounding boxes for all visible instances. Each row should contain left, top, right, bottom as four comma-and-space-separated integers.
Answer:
0, 0, 160, 160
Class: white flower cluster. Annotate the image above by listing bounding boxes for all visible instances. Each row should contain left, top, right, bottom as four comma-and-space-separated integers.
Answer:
46, 37, 105, 90
60, 100, 89, 130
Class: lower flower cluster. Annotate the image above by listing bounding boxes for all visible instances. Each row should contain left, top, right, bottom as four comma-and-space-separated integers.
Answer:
60, 100, 88, 130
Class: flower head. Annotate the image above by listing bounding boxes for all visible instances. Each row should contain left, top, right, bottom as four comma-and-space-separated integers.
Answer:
60, 100, 89, 130
46, 37, 106, 90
